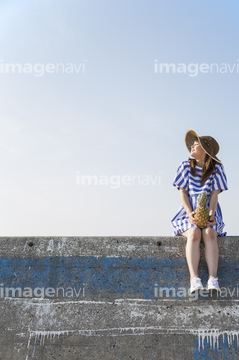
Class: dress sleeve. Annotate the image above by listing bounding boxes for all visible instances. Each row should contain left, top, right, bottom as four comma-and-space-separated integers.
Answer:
211, 164, 228, 193
173, 161, 189, 191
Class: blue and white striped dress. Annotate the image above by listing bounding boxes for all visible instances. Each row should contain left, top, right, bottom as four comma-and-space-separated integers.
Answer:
171, 160, 228, 236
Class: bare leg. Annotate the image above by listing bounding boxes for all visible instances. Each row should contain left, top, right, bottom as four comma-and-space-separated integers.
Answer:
202, 228, 219, 278
181, 227, 202, 281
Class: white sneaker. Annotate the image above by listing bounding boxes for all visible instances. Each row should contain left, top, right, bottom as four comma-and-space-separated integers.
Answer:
206, 277, 221, 293
190, 277, 204, 294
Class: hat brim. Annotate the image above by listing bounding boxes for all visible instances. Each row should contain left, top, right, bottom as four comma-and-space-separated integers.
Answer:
184, 129, 198, 153
184, 129, 222, 164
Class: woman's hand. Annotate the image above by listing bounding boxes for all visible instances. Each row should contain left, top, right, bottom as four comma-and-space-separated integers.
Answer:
188, 211, 198, 226
204, 215, 217, 227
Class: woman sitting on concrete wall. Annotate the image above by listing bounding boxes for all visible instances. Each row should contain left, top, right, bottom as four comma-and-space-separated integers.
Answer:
171, 129, 228, 294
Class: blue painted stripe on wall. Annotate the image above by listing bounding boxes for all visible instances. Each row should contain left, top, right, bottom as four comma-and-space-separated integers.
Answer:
0, 257, 238, 300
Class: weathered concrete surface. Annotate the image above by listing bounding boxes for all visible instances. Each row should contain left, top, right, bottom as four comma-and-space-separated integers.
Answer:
0, 236, 239, 359
0, 236, 238, 259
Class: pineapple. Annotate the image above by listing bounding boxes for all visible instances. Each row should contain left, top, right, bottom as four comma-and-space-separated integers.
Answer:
194, 191, 209, 227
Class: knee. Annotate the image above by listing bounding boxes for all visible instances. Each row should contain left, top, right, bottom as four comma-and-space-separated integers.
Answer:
187, 227, 201, 242
203, 228, 217, 242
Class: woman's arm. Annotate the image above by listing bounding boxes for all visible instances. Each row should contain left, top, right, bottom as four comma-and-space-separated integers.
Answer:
204, 189, 220, 226
208, 189, 219, 217
179, 188, 198, 226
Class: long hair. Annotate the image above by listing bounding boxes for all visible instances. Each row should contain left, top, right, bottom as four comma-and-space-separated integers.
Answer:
188, 154, 218, 186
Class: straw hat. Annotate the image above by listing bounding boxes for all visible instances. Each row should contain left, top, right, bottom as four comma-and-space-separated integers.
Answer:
184, 129, 222, 164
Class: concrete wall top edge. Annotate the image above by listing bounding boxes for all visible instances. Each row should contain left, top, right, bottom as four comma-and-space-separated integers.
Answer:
0, 235, 238, 239
0, 236, 238, 259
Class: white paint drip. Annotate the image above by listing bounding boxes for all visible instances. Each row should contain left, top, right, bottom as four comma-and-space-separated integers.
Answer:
21, 326, 239, 359
189, 329, 239, 351
46, 239, 54, 253
5, 297, 239, 357
23, 326, 230, 340
25, 330, 76, 360
28, 330, 71, 347
57, 237, 67, 256
23, 240, 28, 252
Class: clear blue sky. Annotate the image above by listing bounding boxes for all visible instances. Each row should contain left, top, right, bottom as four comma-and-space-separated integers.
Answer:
0, 0, 237, 236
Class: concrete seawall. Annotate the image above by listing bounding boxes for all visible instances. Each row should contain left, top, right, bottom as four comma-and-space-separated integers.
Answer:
0, 236, 239, 359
